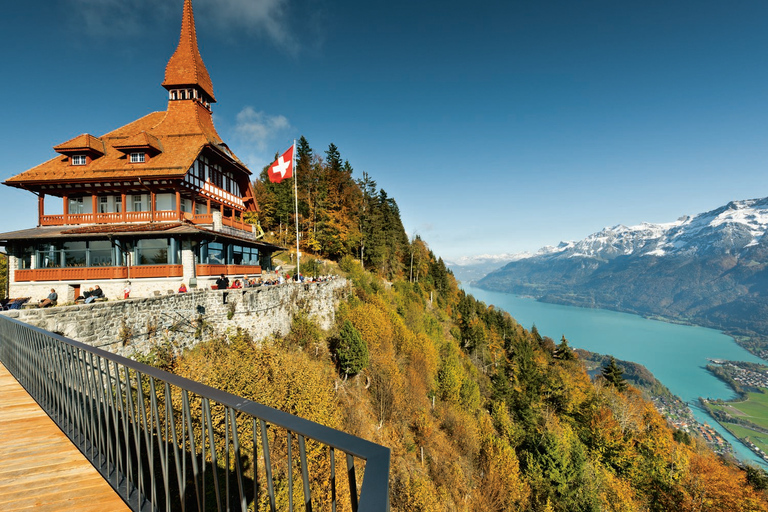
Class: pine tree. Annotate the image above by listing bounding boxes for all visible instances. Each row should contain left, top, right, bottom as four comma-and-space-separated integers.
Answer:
332, 320, 370, 376
601, 356, 627, 391
555, 335, 575, 361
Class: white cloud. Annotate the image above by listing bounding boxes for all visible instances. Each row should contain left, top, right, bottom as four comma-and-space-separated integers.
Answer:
234, 107, 291, 152
196, 0, 298, 53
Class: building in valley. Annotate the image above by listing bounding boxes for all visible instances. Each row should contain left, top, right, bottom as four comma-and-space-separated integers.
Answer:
0, 0, 281, 301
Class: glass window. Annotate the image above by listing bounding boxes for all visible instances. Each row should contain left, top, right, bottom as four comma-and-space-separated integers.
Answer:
72, 155, 86, 166
132, 194, 145, 212
99, 196, 109, 213
19, 246, 34, 269
89, 240, 113, 266
37, 243, 61, 268
199, 241, 225, 264
136, 239, 169, 265
69, 197, 85, 214
63, 241, 87, 267
232, 245, 259, 266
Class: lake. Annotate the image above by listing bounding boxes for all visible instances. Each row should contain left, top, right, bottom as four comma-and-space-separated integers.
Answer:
464, 284, 767, 467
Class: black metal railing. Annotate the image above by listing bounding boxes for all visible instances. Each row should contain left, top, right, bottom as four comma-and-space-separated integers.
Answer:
0, 314, 390, 511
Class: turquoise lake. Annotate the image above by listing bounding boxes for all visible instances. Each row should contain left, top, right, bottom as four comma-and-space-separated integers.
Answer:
464, 284, 767, 467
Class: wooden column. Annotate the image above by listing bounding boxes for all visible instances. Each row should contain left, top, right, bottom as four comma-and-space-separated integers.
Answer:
38, 194, 44, 226
206, 198, 211, 215
92, 194, 98, 223
121, 193, 127, 222
150, 191, 155, 222
63, 195, 69, 225
175, 191, 181, 220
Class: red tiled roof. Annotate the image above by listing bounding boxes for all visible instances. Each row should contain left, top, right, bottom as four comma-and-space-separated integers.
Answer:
112, 131, 163, 153
3, 0, 251, 194
162, 0, 215, 102
53, 134, 106, 155
4, 94, 247, 186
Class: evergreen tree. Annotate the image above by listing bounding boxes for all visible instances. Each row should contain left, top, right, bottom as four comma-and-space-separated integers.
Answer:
332, 320, 370, 376
554, 335, 575, 361
601, 355, 627, 391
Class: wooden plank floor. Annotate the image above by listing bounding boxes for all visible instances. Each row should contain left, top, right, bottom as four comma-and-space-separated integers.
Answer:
0, 362, 131, 511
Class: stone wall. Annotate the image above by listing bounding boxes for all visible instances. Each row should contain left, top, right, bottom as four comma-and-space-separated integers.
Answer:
1, 278, 349, 357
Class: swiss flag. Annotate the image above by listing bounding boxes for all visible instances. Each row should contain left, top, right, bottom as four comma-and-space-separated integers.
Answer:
267, 145, 294, 184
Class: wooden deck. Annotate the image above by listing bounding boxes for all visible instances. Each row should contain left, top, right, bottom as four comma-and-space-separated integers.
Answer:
0, 362, 131, 512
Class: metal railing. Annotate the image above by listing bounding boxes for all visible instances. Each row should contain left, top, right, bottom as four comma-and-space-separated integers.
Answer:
0, 314, 390, 511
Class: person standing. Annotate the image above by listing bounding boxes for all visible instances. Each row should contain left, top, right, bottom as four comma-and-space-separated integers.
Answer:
215, 274, 229, 290
215, 274, 230, 304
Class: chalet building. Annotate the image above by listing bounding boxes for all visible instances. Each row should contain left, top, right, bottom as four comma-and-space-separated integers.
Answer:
0, 0, 281, 302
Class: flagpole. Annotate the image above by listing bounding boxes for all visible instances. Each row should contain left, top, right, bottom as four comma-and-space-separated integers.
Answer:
292, 139, 300, 280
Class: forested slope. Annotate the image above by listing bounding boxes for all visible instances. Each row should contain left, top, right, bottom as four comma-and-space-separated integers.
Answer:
139, 138, 768, 511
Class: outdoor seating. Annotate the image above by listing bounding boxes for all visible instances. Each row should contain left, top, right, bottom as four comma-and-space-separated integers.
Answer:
3, 298, 30, 310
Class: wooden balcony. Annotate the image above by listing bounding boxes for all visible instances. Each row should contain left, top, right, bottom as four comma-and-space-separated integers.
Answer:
196, 264, 262, 276
40, 211, 255, 236
15, 265, 183, 282
221, 215, 252, 232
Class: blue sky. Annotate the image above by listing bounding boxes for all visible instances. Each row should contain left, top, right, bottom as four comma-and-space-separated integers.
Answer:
2, 0, 768, 261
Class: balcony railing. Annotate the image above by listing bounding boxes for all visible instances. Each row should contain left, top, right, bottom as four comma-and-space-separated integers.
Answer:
0, 314, 390, 511
196, 264, 262, 277
40, 212, 253, 235
15, 265, 184, 282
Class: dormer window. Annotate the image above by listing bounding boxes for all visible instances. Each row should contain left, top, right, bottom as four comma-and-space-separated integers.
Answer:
130, 152, 146, 163
72, 155, 87, 166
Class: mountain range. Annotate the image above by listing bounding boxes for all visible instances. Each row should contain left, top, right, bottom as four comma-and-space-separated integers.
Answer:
476, 197, 768, 354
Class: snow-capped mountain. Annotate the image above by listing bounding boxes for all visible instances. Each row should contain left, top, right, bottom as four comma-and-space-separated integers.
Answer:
530, 197, 768, 262
476, 198, 768, 345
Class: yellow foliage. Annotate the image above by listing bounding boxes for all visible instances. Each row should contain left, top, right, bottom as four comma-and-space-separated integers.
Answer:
681, 450, 768, 512
347, 302, 393, 354
473, 415, 530, 511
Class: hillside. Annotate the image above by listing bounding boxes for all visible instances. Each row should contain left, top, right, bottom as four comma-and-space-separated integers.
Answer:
137, 255, 768, 511
127, 140, 768, 509
477, 198, 768, 355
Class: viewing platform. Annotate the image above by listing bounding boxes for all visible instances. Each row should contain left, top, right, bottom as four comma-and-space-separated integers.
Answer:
0, 312, 390, 511
0, 362, 130, 511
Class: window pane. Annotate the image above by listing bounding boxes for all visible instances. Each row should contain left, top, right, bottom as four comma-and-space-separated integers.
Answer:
63, 241, 87, 267
208, 242, 225, 264
137, 239, 169, 265
89, 240, 113, 266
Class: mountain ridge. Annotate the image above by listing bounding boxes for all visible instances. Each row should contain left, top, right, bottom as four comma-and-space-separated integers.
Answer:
476, 197, 768, 356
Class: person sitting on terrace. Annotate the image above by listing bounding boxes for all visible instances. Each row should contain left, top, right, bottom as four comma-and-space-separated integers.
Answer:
85, 285, 104, 304
178, 283, 187, 293
231, 279, 242, 289
76, 287, 93, 301
39, 289, 57, 308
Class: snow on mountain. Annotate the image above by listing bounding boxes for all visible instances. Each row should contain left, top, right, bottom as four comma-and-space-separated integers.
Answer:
448, 252, 532, 267
533, 198, 768, 261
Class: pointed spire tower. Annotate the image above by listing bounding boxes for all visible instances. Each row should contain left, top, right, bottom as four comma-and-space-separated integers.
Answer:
162, 0, 216, 108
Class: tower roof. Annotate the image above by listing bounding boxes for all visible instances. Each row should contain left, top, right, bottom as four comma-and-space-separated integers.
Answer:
162, 0, 216, 103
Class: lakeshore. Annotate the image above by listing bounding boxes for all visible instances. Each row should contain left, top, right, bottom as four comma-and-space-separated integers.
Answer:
464, 284, 768, 467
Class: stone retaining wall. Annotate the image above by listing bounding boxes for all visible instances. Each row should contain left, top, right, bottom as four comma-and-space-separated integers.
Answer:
1, 278, 349, 357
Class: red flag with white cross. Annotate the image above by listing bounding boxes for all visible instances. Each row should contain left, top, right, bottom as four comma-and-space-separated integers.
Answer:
267, 145, 294, 183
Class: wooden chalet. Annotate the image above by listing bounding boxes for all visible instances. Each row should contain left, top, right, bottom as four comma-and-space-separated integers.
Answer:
0, 0, 282, 301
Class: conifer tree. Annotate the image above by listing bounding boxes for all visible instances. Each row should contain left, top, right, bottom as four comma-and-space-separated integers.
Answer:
555, 335, 575, 361
332, 320, 370, 376
601, 356, 627, 391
